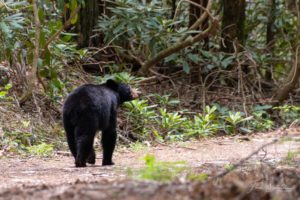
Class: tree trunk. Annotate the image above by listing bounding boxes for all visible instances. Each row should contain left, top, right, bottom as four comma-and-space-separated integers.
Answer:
220, 0, 246, 53
20, 0, 40, 104
189, 0, 201, 27
265, 0, 276, 82
76, 0, 102, 48
273, 0, 300, 103
273, 49, 300, 103
170, 0, 177, 19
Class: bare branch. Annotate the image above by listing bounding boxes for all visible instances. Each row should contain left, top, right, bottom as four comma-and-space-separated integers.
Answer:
188, 0, 213, 31
175, 0, 213, 42
43, 5, 81, 53
138, 18, 219, 75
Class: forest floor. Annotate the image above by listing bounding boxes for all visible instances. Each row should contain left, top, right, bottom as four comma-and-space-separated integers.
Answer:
0, 129, 299, 200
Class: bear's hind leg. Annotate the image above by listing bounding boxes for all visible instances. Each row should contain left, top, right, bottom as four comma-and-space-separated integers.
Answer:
74, 124, 96, 167
87, 148, 96, 164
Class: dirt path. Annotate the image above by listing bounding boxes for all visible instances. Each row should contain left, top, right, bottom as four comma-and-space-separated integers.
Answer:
0, 130, 299, 199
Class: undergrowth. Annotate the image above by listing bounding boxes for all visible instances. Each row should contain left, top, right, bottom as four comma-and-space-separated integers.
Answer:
128, 154, 209, 182
1, 73, 300, 155
121, 76, 299, 142
128, 154, 188, 182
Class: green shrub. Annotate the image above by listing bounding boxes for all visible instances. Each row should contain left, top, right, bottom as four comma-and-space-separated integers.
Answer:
248, 105, 273, 131
134, 154, 187, 182
26, 143, 54, 158
156, 108, 186, 138
184, 106, 219, 138
224, 111, 252, 134
274, 105, 300, 125
124, 99, 157, 137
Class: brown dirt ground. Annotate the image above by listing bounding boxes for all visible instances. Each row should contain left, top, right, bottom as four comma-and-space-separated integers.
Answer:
0, 129, 299, 200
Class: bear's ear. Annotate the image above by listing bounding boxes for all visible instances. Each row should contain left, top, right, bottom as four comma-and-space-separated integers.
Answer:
106, 79, 119, 91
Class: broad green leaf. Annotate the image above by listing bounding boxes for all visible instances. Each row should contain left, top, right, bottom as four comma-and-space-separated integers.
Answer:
188, 54, 200, 63
37, 58, 43, 68
0, 91, 7, 98
4, 83, 12, 90
38, 8, 45, 23
200, 50, 211, 58
0, 22, 10, 35
165, 53, 178, 62
52, 78, 62, 89
254, 105, 272, 110
70, 0, 78, 24
182, 61, 190, 74
221, 56, 234, 69
206, 64, 215, 70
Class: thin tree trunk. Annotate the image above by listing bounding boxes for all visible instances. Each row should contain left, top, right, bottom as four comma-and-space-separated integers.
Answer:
273, 1, 300, 103
172, 0, 176, 19
220, 0, 246, 53
76, 0, 101, 47
20, 0, 40, 104
189, 0, 202, 27
274, 47, 300, 103
265, 0, 276, 82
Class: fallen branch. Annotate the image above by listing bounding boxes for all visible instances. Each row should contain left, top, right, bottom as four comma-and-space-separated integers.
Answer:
210, 138, 279, 181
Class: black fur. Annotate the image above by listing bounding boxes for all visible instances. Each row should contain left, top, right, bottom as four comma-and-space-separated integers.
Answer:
63, 79, 135, 167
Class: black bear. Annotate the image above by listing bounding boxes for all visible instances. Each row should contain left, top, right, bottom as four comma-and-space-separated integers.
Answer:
63, 79, 139, 167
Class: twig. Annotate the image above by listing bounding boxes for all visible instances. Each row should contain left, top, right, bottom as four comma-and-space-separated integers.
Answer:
91, 29, 130, 55
150, 69, 177, 90
56, 151, 71, 156
0, 0, 9, 10
128, 41, 144, 66
118, 133, 132, 145
149, 69, 170, 79
134, 76, 158, 84
174, 0, 213, 21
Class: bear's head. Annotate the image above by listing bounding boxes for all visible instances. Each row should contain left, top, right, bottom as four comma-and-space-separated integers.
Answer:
106, 79, 139, 103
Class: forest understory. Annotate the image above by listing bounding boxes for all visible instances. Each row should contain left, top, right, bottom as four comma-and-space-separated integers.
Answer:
2, 0, 300, 199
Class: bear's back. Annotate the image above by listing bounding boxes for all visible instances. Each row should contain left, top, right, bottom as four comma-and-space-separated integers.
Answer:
63, 84, 119, 130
